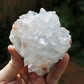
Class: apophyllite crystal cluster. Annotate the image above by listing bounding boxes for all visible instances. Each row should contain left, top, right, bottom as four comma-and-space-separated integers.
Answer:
9, 8, 71, 76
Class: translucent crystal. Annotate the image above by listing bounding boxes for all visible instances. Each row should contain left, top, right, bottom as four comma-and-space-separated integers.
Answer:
9, 8, 71, 76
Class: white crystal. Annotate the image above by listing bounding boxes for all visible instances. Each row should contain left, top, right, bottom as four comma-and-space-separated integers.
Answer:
9, 8, 71, 76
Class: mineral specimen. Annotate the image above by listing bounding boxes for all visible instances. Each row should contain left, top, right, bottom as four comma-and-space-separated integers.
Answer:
9, 8, 71, 76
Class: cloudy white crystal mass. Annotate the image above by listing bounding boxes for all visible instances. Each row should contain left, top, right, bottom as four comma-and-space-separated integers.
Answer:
9, 8, 71, 76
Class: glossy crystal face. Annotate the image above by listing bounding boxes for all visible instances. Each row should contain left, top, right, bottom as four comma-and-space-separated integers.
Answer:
9, 8, 71, 76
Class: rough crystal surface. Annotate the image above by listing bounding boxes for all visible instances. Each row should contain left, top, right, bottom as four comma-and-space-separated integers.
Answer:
9, 8, 71, 76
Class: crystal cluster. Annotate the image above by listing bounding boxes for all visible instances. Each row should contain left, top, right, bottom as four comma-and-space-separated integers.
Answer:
9, 8, 71, 76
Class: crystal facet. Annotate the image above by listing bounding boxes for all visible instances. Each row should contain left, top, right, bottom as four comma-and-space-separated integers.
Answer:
9, 8, 71, 76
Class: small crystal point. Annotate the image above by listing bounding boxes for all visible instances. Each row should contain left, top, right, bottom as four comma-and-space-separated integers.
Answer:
40, 8, 46, 13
